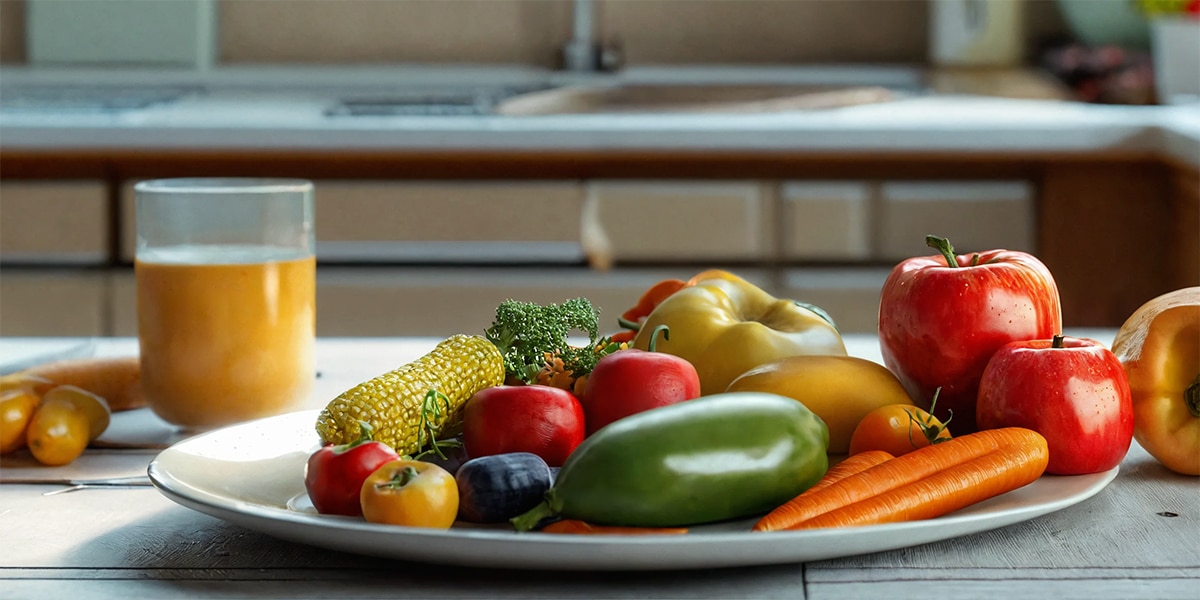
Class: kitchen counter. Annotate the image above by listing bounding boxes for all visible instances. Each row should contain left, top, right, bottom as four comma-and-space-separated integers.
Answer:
0, 334, 1197, 599
1, 65, 1197, 166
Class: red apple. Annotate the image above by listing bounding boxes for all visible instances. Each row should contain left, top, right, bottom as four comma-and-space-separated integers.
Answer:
580, 326, 702, 436
976, 335, 1134, 475
879, 235, 1062, 435
461, 385, 585, 467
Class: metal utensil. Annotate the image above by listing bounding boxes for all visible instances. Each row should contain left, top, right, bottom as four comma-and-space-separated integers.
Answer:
1, 475, 153, 495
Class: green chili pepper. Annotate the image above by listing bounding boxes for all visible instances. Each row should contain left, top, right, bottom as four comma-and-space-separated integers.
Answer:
511, 392, 830, 530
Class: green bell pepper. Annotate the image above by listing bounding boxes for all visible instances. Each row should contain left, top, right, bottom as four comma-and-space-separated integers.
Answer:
510, 392, 830, 530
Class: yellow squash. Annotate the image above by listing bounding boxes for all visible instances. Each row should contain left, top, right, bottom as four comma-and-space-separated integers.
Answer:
632, 270, 846, 395
726, 355, 916, 454
1112, 286, 1200, 476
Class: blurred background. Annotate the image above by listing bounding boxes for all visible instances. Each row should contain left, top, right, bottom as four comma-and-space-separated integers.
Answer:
0, 0, 1197, 338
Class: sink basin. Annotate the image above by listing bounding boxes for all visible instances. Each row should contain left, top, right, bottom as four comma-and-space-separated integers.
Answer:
325, 83, 556, 117
0, 84, 200, 114
494, 83, 898, 115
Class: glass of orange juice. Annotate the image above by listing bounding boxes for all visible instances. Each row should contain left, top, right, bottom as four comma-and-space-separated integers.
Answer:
134, 178, 316, 431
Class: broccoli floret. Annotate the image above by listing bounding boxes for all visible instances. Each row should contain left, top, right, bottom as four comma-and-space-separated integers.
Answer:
484, 297, 604, 384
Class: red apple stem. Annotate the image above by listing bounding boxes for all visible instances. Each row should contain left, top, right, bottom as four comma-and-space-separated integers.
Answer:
1186, 374, 1199, 418
1052, 334, 1065, 349
925, 235, 959, 268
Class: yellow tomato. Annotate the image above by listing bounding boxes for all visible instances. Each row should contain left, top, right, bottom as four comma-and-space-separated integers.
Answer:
26, 398, 90, 466
41, 385, 110, 441
848, 403, 952, 457
725, 355, 916, 454
360, 460, 458, 528
1, 388, 41, 454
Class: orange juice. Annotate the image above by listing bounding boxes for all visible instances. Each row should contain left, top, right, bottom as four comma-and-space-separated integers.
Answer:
136, 245, 315, 429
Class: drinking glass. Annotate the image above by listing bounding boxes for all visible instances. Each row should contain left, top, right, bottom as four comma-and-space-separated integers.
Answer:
135, 178, 316, 430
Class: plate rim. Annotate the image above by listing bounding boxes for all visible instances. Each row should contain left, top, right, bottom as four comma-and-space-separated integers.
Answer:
147, 409, 1119, 571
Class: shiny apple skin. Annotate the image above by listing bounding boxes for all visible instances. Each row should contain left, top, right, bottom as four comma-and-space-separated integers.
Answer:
879, 248, 1062, 435
976, 336, 1134, 475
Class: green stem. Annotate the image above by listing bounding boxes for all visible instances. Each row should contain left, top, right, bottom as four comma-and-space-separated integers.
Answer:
334, 421, 374, 453
617, 316, 641, 331
647, 324, 670, 353
926, 235, 959, 268
1052, 334, 1065, 349
1186, 374, 1200, 418
376, 466, 421, 490
510, 500, 558, 532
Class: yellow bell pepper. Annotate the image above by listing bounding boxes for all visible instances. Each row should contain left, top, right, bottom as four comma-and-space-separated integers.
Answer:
632, 270, 846, 395
1112, 286, 1200, 476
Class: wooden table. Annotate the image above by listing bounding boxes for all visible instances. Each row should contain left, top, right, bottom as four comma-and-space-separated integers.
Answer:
1, 335, 1197, 599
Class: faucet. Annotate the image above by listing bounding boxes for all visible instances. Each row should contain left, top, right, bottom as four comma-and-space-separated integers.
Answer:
561, 0, 620, 72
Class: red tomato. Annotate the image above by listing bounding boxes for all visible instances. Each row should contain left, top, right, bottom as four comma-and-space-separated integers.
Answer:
305, 422, 400, 516
848, 402, 951, 457
461, 385, 585, 467
977, 335, 1134, 475
879, 235, 1062, 435
579, 331, 702, 436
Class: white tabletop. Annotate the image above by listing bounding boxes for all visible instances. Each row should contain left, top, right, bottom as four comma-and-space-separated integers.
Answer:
0, 334, 1196, 599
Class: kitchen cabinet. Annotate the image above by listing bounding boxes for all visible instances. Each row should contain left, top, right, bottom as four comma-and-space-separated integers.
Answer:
120, 179, 586, 264
587, 180, 773, 262
876, 181, 1035, 260
0, 180, 110, 265
781, 267, 892, 335
0, 269, 108, 336
311, 267, 761, 338
2, 148, 1195, 336
779, 181, 872, 261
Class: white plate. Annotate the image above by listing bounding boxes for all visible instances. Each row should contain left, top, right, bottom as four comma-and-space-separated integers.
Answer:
148, 409, 1118, 571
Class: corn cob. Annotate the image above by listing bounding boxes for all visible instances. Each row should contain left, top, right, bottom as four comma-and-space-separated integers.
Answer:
314, 334, 505, 456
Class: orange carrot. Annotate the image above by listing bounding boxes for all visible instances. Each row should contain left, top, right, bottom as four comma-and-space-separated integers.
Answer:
754, 450, 894, 532
539, 519, 689, 535
763, 428, 1048, 532
22, 356, 144, 412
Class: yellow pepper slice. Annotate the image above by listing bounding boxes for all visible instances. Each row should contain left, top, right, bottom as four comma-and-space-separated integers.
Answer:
1112, 286, 1200, 476
632, 270, 846, 395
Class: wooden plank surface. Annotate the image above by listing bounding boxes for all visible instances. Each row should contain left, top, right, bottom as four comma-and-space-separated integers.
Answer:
1, 336, 1197, 599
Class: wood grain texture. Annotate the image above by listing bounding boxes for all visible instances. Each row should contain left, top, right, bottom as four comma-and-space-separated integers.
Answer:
1038, 161, 1177, 326
0, 336, 1196, 598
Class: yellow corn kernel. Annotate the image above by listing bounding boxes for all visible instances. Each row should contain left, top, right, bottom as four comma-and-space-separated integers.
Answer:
314, 334, 504, 455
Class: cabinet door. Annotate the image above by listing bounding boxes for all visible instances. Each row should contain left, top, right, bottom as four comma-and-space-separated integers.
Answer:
781, 267, 891, 334
0, 269, 108, 336
119, 180, 587, 264
587, 181, 773, 262
314, 181, 584, 263
0, 181, 109, 264
876, 181, 1034, 260
780, 181, 872, 261
315, 267, 774, 337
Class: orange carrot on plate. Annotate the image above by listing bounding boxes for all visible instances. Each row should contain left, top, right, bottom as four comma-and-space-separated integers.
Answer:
756, 427, 1048, 532
754, 449, 894, 532
539, 519, 689, 535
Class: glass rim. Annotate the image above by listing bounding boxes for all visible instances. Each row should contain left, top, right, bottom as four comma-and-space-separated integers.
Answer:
134, 178, 313, 195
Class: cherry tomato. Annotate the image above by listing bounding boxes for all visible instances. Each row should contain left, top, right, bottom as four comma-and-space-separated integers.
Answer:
305, 422, 400, 516
1, 388, 41, 454
360, 460, 458, 528
26, 397, 90, 466
849, 400, 951, 457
